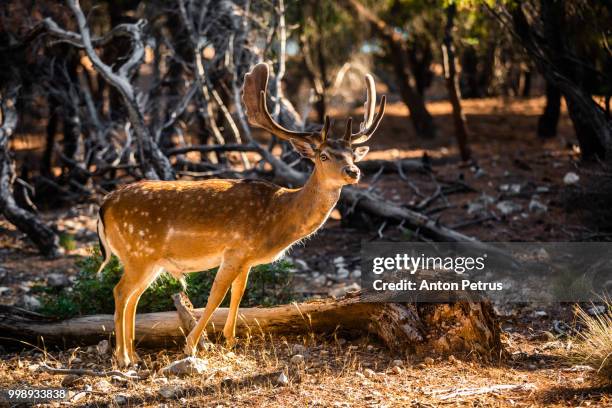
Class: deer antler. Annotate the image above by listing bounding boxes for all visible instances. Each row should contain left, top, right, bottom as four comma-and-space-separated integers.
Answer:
345, 74, 387, 145
242, 63, 325, 145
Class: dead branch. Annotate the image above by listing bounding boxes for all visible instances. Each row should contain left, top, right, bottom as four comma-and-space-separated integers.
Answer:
0, 81, 61, 258
42, 2, 175, 180
38, 364, 145, 380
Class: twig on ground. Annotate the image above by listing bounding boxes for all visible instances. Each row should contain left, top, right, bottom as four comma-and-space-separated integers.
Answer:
38, 363, 145, 380
427, 383, 536, 400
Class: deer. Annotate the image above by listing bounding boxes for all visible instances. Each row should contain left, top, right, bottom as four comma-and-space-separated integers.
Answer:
96, 62, 386, 367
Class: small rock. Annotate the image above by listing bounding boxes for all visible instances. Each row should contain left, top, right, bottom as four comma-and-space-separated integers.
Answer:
392, 359, 403, 367
423, 357, 434, 366
480, 194, 496, 205
336, 268, 350, 279
351, 269, 361, 278
563, 172, 580, 185
363, 368, 376, 378
313, 275, 326, 285
366, 345, 375, 352
114, 394, 129, 405
474, 168, 487, 179
158, 386, 181, 399
391, 365, 403, 375
20, 295, 41, 310
162, 357, 208, 377
70, 391, 88, 403
533, 310, 547, 317
290, 354, 305, 365
534, 248, 550, 261
294, 259, 309, 271
95, 379, 113, 393
61, 374, 82, 387
0, 287, 11, 296
329, 282, 361, 298
111, 375, 129, 384
96, 339, 110, 355
333, 256, 345, 265
47, 273, 71, 288
292, 344, 307, 355
28, 363, 40, 371
496, 200, 522, 216
448, 355, 458, 364
588, 305, 606, 316
529, 198, 548, 214
71, 357, 82, 364
536, 186, 550, 193
500, 184, 521, 194
467, 202, 485, 215
276, 372, 289, 386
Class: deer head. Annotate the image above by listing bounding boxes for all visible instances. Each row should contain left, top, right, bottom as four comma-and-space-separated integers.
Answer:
242, 63, 386, 186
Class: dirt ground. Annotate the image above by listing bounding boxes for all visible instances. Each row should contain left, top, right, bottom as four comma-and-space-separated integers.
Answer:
1, 96, 611, 406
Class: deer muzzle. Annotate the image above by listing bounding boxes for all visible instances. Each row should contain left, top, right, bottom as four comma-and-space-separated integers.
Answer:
342, 165, 361, 182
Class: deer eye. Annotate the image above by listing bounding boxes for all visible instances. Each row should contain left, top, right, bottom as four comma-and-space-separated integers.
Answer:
320, 152, 329, 161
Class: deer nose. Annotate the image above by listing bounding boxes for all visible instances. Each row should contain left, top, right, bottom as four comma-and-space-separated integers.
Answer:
342, 165, 360, 180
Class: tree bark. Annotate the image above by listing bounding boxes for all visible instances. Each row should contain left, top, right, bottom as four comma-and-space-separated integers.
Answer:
442, 3, 471, 162
537, 80, 561, 139
0, 82, 61, 258
0, 291, 502, 358
345, 0, 437, 139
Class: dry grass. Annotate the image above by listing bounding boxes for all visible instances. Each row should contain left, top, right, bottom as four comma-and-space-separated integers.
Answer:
573, 302, 612, 382
1, 331, 612, 407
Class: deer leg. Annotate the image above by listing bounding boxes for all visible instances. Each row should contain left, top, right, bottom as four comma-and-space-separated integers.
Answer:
124, 266, 160, 364
184, 256, 248, 356
113, 273, 134, 368
223, 267, 251, 347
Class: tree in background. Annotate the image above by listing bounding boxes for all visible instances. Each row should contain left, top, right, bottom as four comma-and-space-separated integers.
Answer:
343, 0, 438, 139
442, 1, 471, 161
491, 0, 611, 159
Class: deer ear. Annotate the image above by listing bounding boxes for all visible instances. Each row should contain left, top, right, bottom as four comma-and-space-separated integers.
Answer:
290, 139, 317, 159
353, 146, 370, 162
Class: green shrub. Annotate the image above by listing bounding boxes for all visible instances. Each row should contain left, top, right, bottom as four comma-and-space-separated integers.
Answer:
59, 233, 77, 252
38, 248, 294, 319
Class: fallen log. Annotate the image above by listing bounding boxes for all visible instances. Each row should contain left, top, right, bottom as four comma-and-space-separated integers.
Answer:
0, 291, 502, 358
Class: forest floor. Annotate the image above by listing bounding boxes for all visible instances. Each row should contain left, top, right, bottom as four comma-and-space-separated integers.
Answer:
1, 96, 611, 406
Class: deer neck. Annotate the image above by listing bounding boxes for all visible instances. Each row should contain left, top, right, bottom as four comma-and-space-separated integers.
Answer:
285, 166, 342, 238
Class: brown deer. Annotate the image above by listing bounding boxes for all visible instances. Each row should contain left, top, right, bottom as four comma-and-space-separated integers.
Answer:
97, 63, 386, 367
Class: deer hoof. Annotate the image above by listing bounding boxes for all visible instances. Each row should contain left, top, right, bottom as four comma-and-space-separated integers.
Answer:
184, 341, 198, 357
116, 353, 132, 369
128, 350, 141, 364
224, 336, 237, 349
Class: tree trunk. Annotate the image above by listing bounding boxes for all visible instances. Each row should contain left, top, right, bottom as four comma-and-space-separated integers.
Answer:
0, 82, 61, 258
0, 291, 502, 358
407, 38, 434, 96
537, 80, 561, 139
442, 3, 471, 162
386, 39, 438, 139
